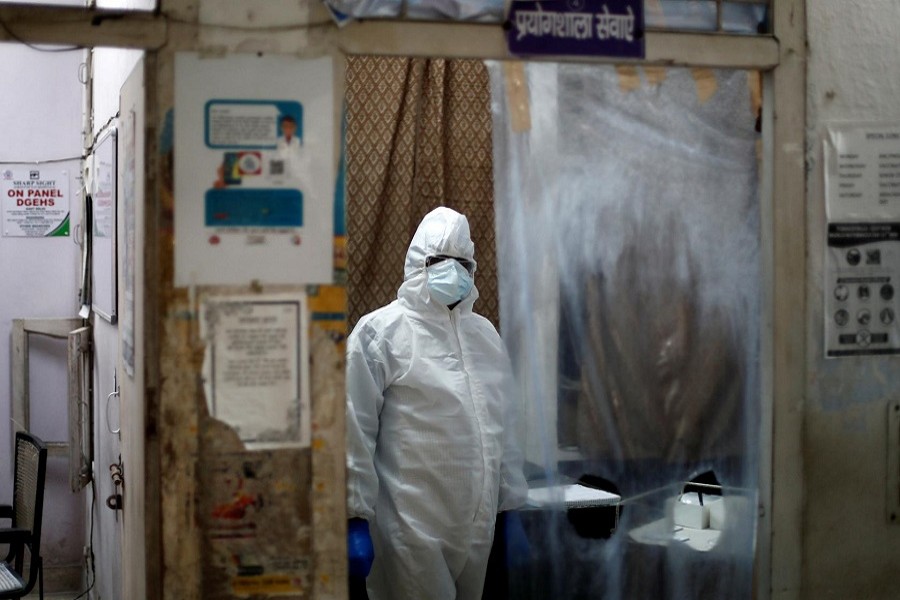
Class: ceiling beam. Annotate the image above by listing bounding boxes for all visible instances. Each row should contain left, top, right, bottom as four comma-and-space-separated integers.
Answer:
0, 3, 166, 49
337, 21, 779, 69
0, 3, 777, 70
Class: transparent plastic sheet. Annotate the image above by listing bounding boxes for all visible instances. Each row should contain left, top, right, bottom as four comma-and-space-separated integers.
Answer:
323, 0, 401, 19
405, 0, 503, 21
321, 0, 503, 21
487, 63, 761, 599
320, 0, 764, 31
319, 0, 501, 21
648, 1, 766, 33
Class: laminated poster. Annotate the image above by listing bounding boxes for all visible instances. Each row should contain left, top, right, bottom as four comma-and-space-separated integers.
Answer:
174, 53, 335, 286
824, 123, 900, 357
92, 129, 117, 323
1, 165, 70, 237
201, 293, 311, 449
122, 110, 137, 377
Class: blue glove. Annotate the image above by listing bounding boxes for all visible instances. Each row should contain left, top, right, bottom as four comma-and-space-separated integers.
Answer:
502, 511, 530, 570
347, 518, 374, 578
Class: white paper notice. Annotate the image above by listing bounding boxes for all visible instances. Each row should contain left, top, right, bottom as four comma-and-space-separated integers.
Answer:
824, 123, 900, 221
823, 123, 900, 357
1, 166, 70, 237
174, 53, 335, 286
201, 294, 311, 449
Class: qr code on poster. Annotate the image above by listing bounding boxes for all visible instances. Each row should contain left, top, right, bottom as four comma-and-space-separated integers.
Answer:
270, 160, 285, 176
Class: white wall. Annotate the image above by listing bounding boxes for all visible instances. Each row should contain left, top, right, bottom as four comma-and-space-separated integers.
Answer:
0, 42, 86, 587
805, 2, 900, 598
90, 46, 144, 600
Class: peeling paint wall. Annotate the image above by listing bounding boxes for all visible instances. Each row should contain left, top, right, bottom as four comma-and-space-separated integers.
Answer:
150, 2, 349, 595
153, 239, 348, 600
805, 2, 900, 598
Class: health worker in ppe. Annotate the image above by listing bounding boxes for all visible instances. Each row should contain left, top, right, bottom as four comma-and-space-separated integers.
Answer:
346, 207, 528, 600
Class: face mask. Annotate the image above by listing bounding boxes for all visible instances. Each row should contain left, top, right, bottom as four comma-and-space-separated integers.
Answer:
426, 259, 474, 306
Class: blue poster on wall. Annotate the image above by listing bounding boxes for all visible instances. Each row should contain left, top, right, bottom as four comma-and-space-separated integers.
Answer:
507, 0, 644, 59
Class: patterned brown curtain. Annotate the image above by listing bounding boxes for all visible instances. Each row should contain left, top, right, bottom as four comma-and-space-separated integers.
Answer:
345, 56, 499, 330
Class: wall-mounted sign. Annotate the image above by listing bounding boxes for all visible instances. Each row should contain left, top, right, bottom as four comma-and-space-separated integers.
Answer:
824, 123, 900, 357
122, 109, 137, 377
92, 128, 117, 323
174, 53, 335, 286
507, 0, 644, 59
1, 165, 70, 237
825, 123, 900, 222
201, 293, 311, 450
824, 224, 900, 357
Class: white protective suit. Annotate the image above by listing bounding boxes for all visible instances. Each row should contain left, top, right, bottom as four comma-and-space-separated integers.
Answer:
346, 207, 528, 600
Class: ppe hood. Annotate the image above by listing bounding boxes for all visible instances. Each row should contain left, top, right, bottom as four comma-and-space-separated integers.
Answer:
399, 207, 479, 312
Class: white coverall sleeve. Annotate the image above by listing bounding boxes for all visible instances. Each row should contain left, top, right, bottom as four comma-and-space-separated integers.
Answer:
346, 325, 388, 521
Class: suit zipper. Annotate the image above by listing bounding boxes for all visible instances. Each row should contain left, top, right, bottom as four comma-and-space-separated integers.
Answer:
450, 311, 487, 522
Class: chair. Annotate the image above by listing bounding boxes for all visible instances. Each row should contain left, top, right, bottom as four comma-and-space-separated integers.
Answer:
0, 432, 47, 600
